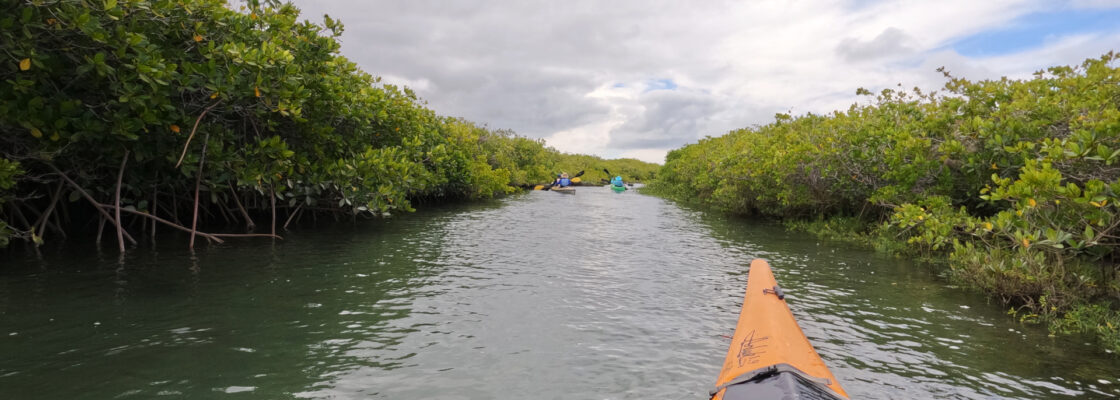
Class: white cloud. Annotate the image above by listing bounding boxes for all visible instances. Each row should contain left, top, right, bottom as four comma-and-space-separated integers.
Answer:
617, 148, 672, 165
289, 0, 1120, 165
836, 27, 917, 62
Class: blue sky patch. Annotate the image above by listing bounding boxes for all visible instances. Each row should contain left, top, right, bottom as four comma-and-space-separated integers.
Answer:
645, 78, 678, 92
951, 7, 1120, 57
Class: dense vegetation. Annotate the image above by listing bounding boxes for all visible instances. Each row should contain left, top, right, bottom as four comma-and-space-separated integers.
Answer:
650, 53, 1120, 352
0, 0, 657, 251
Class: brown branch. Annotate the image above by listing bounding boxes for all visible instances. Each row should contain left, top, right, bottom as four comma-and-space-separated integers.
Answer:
283, 203, 303, 231
51, 204, 66, 239
47, 163, 137, 245
175, 101, 221, 168
171, 192, 182, 225
7, 202, 32, 235
58, 187, 71, 225
150, 187, 158, 237
208, 233, 283, 239
270, 186, 277, 237
114, 150, 129, 253
95, 205, 282, 240
189, 133, 209, 249
228, 182, 255, 230
1091, 217, 1120, 245
96, 216, 106, 244
214, 194, 232, 224
98, 204, 223, 243
33, 181, 65, 243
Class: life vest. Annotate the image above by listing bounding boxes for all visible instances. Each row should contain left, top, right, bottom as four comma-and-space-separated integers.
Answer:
610, 176, 624, 187
559, 178, 571, 187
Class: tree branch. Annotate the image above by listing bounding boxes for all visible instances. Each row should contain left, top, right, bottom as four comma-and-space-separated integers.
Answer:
189, 133, 209, 249
114, 150, 129, 253
175, 100, 221, 168
96, 204, 282, 241
46, 163, 137, 245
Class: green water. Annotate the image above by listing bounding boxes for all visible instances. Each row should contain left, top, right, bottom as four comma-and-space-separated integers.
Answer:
1, 187, 1118, 399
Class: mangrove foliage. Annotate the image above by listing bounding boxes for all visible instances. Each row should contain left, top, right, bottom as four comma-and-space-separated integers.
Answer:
0, 0, 657, 251
650, 53, 1120, 352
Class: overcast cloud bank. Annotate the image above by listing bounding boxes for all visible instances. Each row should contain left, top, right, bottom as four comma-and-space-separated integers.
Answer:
290, 0, 1120, 164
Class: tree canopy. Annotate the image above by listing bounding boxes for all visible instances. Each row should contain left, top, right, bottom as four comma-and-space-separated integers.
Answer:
0, 0, 658, 249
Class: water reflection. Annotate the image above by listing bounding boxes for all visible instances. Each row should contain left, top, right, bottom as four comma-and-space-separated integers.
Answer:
0, 189, 1118, 399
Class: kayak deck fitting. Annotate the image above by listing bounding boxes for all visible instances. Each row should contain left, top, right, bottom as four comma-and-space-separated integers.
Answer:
711, 259, 849, 400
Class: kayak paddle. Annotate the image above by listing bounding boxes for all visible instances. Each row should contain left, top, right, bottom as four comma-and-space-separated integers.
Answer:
533, 170, 584, 190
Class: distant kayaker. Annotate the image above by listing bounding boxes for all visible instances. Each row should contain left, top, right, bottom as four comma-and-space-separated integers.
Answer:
610, 175, 628, 191
554, 172, 571, 187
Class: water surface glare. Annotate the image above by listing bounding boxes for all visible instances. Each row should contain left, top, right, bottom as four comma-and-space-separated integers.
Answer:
2, 187, 1118, 399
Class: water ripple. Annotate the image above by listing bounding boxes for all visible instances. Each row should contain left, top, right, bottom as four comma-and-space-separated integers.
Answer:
2, 188, 1119, 398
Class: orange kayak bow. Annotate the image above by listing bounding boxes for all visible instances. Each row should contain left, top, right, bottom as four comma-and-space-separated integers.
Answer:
711, 259, 849, 400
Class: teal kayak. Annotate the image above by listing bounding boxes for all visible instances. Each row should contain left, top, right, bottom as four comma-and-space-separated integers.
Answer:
611, 185, 626, 193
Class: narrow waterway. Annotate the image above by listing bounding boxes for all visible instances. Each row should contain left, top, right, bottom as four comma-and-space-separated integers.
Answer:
1, 187, 1118, 399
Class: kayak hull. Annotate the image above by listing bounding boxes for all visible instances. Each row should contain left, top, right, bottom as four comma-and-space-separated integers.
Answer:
552, 186, 575, 194
711, 259, 848, 400
611, 185, 626, 193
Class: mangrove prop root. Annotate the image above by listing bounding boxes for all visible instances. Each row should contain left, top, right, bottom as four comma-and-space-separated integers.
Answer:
96, 216, 105, 244
171, 193, 181, 225
108, 204, 224, 243
270, 186, 276, 237
189, 133, 209, 250
229, 182, 255, 230
6, 202, 34, 242
283, 204, 303, 231
216, 199, 232, 225
97, 204, 283, 242
115, 150, 129, 253
48, 163, 138, 246
151, 188, 158, 237
27, 200, 66, 240
51, 204, 66, 239
34, 182, 64, 242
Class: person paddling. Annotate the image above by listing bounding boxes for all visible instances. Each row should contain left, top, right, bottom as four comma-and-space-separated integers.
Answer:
610, 175, 625, 189
554, 172, 572, 187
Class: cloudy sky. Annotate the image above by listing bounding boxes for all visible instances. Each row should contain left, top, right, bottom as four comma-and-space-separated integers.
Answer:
288, 0, 1120, 164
